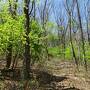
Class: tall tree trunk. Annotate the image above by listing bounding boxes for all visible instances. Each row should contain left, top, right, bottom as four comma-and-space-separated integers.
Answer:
42, 0, 49, 60
69, 12, 78, 69
76, 0, 87, 71
24, 0, 31, 79
86, 19, 90, 45
84, 3, 90, 45
6, 43, 12, 68
63, 27, 66, 60
33, 0, 36, 20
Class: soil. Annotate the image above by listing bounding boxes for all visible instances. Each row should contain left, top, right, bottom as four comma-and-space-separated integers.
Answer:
0, 58, 90, 90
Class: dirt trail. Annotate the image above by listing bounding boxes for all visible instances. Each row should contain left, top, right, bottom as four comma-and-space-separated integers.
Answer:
42, 59, 90, 90
0, 58, 90, 90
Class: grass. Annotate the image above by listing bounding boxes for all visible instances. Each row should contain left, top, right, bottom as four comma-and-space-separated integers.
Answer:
48, 46, 72, 59
48, 45, 90, 61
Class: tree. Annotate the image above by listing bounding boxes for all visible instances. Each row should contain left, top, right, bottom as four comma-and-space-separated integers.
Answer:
76, 0, 87, 71
6, 0, 18, 68
38, 0, 52, 60
65, 0, 79, 68
84, 0, 90, 45
53, 2, 66, 59
23, 0, 31, 79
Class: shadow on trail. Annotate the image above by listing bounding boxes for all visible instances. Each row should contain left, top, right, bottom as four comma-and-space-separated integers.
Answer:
62, 87, 80, 90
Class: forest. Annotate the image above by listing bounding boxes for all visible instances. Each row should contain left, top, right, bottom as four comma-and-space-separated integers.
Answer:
0, 0, 90, 90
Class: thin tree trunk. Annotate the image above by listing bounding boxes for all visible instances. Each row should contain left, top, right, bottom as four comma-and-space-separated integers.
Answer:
84, 3, 90, 45
63, 27, 66, 60
24, 0, 31, 79
6, 43, 12, 68
86, 19, 90, 45
42, 0, 49, 60
69, 13, 78, 69
76, 0, 87, 71
33, 0, 36, 20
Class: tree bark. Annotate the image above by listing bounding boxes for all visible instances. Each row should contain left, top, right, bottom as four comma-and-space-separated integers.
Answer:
6, 43, 12, 68
24, 0, 31, 79
69, 12, 78, 69
76, 0, 87, 71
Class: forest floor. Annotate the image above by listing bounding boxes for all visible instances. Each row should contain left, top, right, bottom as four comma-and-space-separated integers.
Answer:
41, 58, 90, 90
0, 58, 90, 90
